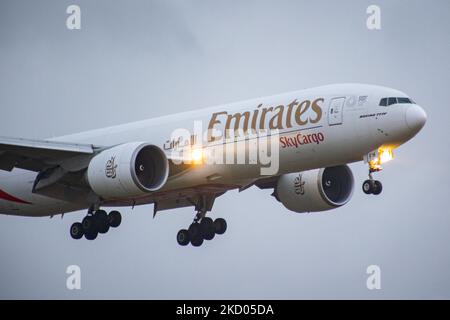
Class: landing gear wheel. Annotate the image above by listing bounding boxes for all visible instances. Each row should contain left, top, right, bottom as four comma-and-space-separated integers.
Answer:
200, 217, 215, 240
214, 218, 227, 235
84, 230, 98, 240
191, 236, 204, 247
177, 229, 190, 246
188, 222, 202, 240
372, 180, 383, 195
70, 222, 84, 240
82, 216, 97, 234
95, 210, 110, 234
362, 180, 375, 194
108, 211, 122, 228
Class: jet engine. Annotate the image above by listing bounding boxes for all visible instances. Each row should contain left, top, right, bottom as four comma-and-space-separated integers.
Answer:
275, 165, 354, 213
87, 142, 169, 199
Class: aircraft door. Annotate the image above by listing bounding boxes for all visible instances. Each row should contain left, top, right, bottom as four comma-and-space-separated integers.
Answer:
328, 97, 345, 125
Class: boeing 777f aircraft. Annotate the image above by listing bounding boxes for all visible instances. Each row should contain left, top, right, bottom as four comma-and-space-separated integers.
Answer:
0, 84, 426, 246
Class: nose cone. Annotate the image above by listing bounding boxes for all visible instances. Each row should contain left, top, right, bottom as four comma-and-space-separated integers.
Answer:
405, 105, 427, 132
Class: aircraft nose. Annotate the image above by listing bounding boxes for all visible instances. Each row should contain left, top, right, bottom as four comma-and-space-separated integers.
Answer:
405, 104, 427, 132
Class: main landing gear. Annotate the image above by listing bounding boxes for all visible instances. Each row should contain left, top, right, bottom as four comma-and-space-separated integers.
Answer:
70, 209, 122, 240
362, 172, 383, 195
177, 216, 227, 247
177, 194, 227, 247
176, 194, 227, 247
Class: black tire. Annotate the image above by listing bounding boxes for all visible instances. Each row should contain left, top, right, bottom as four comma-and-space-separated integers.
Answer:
108, 211, 122, 228
362, 180, 374, 194
82, 216, 96, 233
177, 229, 190, 246
200, 217, 215, 240
373, 180, 383, 195
188, 222, 202, 239
191, 236, 204, 247
70, 222, 84, 240
85, 230, 98, 240
214, 218, 227, 235
95, 210, 110, 234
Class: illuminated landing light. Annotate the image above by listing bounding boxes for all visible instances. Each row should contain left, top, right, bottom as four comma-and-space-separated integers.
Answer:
369, 148, 394, 171
190, 148, 204, 165
379, 148, 393, 164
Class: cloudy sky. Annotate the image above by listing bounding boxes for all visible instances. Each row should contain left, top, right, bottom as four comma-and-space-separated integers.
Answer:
0, 0, 449, 299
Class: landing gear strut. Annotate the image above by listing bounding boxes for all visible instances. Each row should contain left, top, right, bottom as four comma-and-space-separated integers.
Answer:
70, 208, 122, 240
176, 194, 227, 247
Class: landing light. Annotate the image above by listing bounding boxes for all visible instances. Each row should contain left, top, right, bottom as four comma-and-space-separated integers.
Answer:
190, 148, 204, 164
379, 148, 393, 164
369, 148, 394, 171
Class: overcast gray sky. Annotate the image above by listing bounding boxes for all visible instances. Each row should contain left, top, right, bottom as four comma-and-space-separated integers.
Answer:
0, 0, 449, 299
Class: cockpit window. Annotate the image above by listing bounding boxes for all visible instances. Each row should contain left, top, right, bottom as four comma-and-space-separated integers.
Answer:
397, 97, 412, 104
379, 97, 414, 106
388, 97, 397, 106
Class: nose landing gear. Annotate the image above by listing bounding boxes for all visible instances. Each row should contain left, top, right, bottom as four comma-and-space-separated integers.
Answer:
362, 147, 395, 196
362, 178, 382, 195
362, 171, 383, 195
70, 208, 122, 240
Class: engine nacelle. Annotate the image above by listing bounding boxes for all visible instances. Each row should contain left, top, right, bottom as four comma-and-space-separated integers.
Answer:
275, 165, 354, 213
87, 142, 169, 199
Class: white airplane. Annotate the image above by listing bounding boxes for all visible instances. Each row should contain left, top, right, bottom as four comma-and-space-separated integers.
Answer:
0, 84, 426, 246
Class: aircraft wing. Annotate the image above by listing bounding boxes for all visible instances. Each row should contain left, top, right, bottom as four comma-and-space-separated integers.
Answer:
0, 136, 195, 204
0, 136, 236, 211
0, 136, 99, 172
